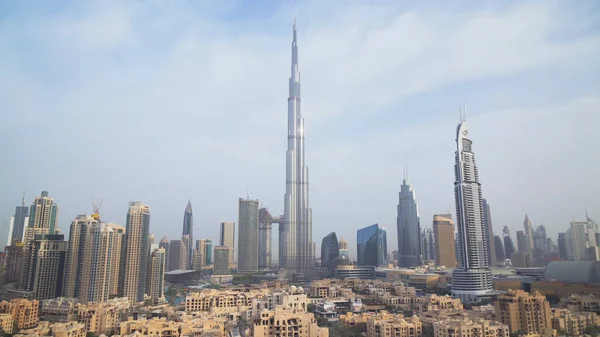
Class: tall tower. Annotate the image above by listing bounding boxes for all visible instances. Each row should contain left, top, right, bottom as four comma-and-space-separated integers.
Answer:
482, 199, 496, 267
182, 200, 194, 270
258, 208, 273, 269
63, 214, 97, 299
9, 195, 29, 245
357, 224, 388, 267
147, 247, 166, 305
219, 221, 236, 267
119, 201, 150, 304
282, 11, 313, 273
396, 175, 421, 267
19, 191, 59, 290
21, 234, 67, 300
523, 214, 534, 254
238, 198, 259, 273
451, 117, 493, 303
433, 214, 457, 268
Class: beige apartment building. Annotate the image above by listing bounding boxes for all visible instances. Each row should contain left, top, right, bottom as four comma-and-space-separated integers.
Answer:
147, 247, 166, 304
0, 313, 14, 334
433, 214, 457, 268
253, 306, 328, 337
51, 321, 86, 337
0, 299, 39, 329
76, 299, 129, 335
562, 294, 600, 313
366, 312, 422, 337
121, 202, 151, 304
433, 318, 510, 337
494, 290, 552, 336
551, 308, 600, 336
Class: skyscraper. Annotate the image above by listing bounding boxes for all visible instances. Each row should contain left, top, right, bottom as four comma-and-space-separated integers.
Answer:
320, 232, 339, 268
258, 208, 273, 269
238, 198, 259, 273
516, 230, 530, 254
433, 214, 457, 268
182, 200, 193, 270
63, 215, 97, 299
557, 233, 567, 260
482, 199, 496, 267
534, 226, 548, 253
168, 240, 186, 271
504, 235, 516, 259
357, 224, 387, 267
282, 14, 313, 273
21, 234, 67, 300
8, 196, 29, 245
451, 117, 493, 303
523, 214, 534, 254
213, 246, 230, 275
204, 239, 213, 265
119, 201, 150, 304
19, 191, 59, 291
89, 223, 124, 303
159, 236, 169, 270
338, 236, 349, 260
494, 235, 506, 263
396, 176, 421, 267
147, 247, 165, 304
219, 221, 235, 267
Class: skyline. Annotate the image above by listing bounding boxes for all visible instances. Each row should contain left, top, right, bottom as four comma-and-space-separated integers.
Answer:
1, 1, 600, 258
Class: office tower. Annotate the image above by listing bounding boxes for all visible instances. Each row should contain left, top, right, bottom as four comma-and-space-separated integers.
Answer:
159, 236, 169, 270
557, 233, 567, 260
320, 232, 339, 268
238, 198, 259, 273
21, 234, 67, 300
168, 240, 186, 271
19, 191, 59, 290
181, 234, 190, 270
433, 214, 457, 268
119, 201, 150, 304
396, 176, 421, 267
204, 239, 213, 265
282, 14, 313, 273
494, 235, 505, 263
4, 243, 24, 284
219, 221, 236, 267
420, 228, 435, 262
147, 247, 165, 304
258, 208, 273, 269
566, 220, 599, 261
516, 230, 530, 253
503, 235, 516, 259
495, 290, 552, 335
534, 225, 548, 253
502, 226, 510, 238
338, 236, 349, 260
182, 200, 193, 270
523, 214, 534, 253
8, 196, 29, 245
357, 224, 387, 267
451, 117, 493, 302
482, 199, 496, 267
213, 246, 230, 275
63, 215, 97, 299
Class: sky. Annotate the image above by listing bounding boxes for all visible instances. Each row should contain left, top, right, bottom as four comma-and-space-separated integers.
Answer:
1, 0, 599, 259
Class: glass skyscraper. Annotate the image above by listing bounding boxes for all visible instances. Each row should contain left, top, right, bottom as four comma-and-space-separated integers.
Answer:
357, 224, 387, 267
321, 232, 339, 268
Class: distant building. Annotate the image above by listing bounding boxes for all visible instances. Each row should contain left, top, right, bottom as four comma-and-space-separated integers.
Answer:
182, 200, 194, 270
213, 246, 230, 275
9, 199, 29, 245
4, 243, 24, 284
159, 236, 169, 269
482, 199, 496, 267
494, 235, 505, 263
219, 221, 235, 267
147, 247, 166, 304
523, 214, 535, 254
504, 235, 516, 259
357, 224, 387, 267
396, 177, 421, 268
516, 230, 530, 254
204, 239, 213, 265
321, 232, 339, 268
258, 208, 273, 269
238, 198, 259, 273
21, 234, 67, 300
168, 240, 186, 271
119, 201, 151, 304
433, 214, 457, 268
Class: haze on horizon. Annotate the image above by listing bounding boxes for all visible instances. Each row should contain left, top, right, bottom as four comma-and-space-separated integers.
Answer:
1, 0, 599, 258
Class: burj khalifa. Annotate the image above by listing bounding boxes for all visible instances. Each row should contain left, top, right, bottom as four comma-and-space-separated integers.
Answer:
281, 14, 313, 273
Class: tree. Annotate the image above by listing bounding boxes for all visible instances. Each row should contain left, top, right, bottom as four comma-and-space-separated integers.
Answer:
402, 309, 414, 317
585, 325, 600, 337
422, 324, 434, 337
86, 332, 98, 337
307, 303, 316, 313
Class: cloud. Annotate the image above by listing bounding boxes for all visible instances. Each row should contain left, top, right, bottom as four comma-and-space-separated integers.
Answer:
0, 1, 598, 259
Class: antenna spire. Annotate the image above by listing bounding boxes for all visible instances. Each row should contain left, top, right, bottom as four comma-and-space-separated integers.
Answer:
293, 0, 297, 27
21, 190, 26, 207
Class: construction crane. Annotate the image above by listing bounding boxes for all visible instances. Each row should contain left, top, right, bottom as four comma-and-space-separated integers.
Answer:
91, 198, 104, 221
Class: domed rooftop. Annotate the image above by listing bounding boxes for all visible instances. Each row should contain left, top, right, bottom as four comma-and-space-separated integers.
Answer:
544, 261, 600, 284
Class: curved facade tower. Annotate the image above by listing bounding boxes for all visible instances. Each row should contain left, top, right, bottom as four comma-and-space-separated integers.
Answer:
282, 16, 313, 272
182, 200, 193, 270
451, 120, 493, 303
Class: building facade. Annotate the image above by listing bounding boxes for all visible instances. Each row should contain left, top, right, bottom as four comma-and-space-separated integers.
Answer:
396, 177, 421, 268
219, 221, 235, 267
147, 247, 166, 304
482, 199, 496, 267
321, 232, 339, 268
357, 224, 387, 267
451, 119, 493, 303
20, 234, 67, 300
168, 240, 186, 271
238, 198, 259, 273
119, 201, 150, 303
258, 208, 273, 269
494, 289, 552, 335
213, 246, 230, 275
182, 200, 194, 270
433, 214, 457, 268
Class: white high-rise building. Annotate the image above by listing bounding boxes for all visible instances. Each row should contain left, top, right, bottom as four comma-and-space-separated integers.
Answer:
451, 116, 494, 303
119, 201, 150, 304
282, 14, 313, 273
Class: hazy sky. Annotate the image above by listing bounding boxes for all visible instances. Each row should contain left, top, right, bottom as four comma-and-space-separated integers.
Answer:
1, 1, 599, 258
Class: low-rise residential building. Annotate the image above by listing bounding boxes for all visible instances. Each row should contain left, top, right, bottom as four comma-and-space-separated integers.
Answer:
0, 313, 14, 334
366, 312, 422, 337
40, 298, 78, 322
432, 318, 510, 337
551, 308, 600, 336
253, 306, 328, 337
561, 294, 600, 313
494, 290, 552, 336
51, 321, 86, 337
120, 317, 184, 336
0, 299, 40, 329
